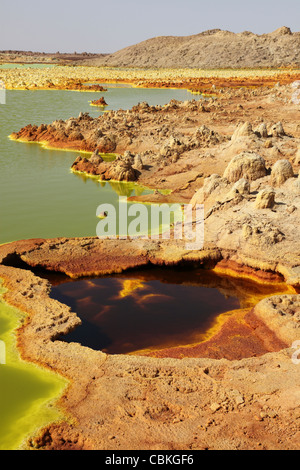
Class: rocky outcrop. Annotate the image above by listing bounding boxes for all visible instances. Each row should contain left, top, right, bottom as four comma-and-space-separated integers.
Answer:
103, 155, 139, 182
72, 152, 139, 182
269, 122, 286, 138
190, 174, 230, 206
91, 97, 108, 107
255, 188, 276, 209
231, 122, 255, 141
132, 154, 144, 171
230, 178, 251, 196
223, 152, 267, 183
252, 295, 300, 345
294, 149, 300, 165
194, 125, 226, 147
271, 159, 294, 186
71, 154, 109, 176
10, 81, 300, 199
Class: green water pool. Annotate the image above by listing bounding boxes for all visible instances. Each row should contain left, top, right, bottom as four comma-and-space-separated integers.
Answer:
0, 284, 66, 450
0, 85, 199, 449
0, 86, 197, 244
0, 64, 58, 69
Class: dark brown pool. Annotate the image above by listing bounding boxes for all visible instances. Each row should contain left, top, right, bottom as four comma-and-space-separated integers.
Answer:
49, 267, 290, 355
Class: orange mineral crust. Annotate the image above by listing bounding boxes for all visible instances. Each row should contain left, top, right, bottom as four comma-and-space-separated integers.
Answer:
138, 309, 288, 360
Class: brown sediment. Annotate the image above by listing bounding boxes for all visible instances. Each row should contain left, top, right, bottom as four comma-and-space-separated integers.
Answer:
0, 237, 216, 279
63, 73, 300, 94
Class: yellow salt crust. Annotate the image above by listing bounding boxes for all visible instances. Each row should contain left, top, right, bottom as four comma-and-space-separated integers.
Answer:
1, 65, 300, 91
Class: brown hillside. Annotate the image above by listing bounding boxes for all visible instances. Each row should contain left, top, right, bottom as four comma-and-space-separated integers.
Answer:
85, 27, 300, 68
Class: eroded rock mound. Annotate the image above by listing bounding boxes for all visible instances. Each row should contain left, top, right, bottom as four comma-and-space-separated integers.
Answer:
190, 174, 230, 206
271, 159, 294, 186
223, 152, 267, 182
255, 188, 276, 209
160, 136, 187, 157
231, 122, 255, 141
71, 153, 109, 176
102, 155, 139, 182
253, 295, 300, 344
91, 97, 108, 107
231, 178, 251, 196
269, 122, 286, 138
195, 125, 226, 146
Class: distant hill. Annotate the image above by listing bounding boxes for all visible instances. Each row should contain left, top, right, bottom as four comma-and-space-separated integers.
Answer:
0, 50, 108, 65
83, 27, 300, 68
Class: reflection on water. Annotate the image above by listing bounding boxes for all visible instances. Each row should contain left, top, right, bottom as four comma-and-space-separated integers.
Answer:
108, 180, 150, 198
72, 170, 150, 198
49, 267, 293, 355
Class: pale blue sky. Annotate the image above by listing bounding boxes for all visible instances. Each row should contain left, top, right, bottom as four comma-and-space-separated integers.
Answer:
1, 0, 299, 53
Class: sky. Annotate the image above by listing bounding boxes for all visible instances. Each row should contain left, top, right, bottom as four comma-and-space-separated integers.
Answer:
1, 0, 300, 54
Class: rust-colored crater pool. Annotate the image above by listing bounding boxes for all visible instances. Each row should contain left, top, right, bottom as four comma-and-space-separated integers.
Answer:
49, 267, 293, 355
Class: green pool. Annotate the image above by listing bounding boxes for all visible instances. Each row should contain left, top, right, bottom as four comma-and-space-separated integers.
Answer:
0, 85, 199, 449
0, 86, 197, 244
0, 284, 66, 450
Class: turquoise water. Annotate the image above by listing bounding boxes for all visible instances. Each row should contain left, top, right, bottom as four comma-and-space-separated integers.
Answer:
0, 87, 198, 244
